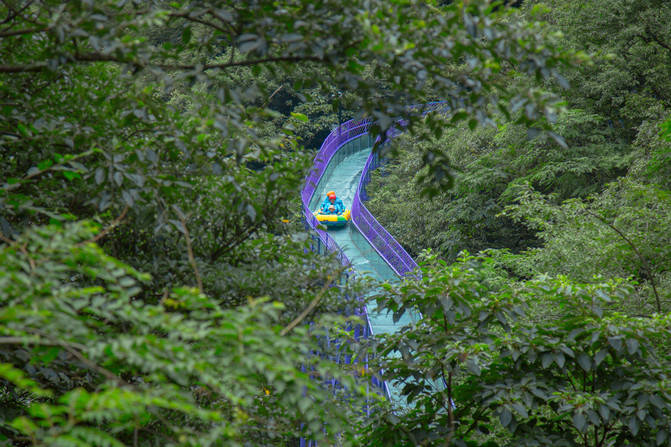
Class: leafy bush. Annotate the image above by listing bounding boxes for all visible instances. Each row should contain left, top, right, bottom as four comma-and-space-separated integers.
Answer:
0, 223, 372, 445
364, 252, 671, 446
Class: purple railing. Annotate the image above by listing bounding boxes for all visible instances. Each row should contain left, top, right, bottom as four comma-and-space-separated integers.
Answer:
350, 143, 419, 278
301, 118, 419, 279
300, 107, 446, 445
349, 102, 449, 277
348, 125, 420, 278
301, 119, 371, 266
300, 119, 400, 404
299, 115, 430, 446
300, 118, 390, 395
302, 104, 449, 277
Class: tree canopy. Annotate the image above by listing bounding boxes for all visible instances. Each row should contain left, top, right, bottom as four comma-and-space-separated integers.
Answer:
2, 0, 671, 446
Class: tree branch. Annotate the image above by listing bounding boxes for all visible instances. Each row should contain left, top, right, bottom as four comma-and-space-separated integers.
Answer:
0, 336, 127, 386
2, 149, 96, 192
160, 54, 326, 71
462, 408, 487, 437
60, 340, 129, 386
209, 219, 263, 262
82, 205, 130, 244
280, 265, 345, 336
0, 25, 48, 37
0, 232, 36, 270
643, 24, 671, 55
177, 212, 203, 291
0, 0, 39, 27
0, 53, 327, 74
168, 11, 228, 35
584, 208, 662, 313
264, 84, 284, 106
0, 232, 14, 245
0, 63, 47, 73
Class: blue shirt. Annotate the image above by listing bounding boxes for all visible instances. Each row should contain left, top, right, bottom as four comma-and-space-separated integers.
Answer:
320, 196, 345, 214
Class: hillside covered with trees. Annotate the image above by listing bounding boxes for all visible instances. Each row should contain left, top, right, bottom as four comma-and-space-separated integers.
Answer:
1, 0, 670, 446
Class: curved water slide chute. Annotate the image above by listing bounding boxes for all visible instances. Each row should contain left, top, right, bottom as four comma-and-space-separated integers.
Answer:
301, 119, 424, 406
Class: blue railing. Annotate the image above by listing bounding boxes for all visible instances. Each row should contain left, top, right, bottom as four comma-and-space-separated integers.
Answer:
299, 105, 447, 445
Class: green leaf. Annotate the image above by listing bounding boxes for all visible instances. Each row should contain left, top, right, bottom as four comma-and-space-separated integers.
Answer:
657, 429, 668, 446
0, 363, 51, 397
598, 405, 610, 422
554, 352, 565, 368
547, 131, 568, 149
347, 60, 364, 73
466, 358, 481, 376
95, 168, 105, 185
451, 111, 468, 123
291, 112, 309, 123
246, 204, 256, 221
499, 408, 512, 428
573, 412, 587, 433
541, 353, 553, 369
627, 416, 640, 436
650, 394, 665, 410
37, 159, 53, 171
594, 349, 608, 366
238, 35, 261, 53
37, 347, 61, 364
625, 338, 639, 355
577, 353, 591, 372
182, 26, 192, 44
10, 416, 38, 435
512, 402, 528, 419
608, 337, 623, 353
17, 123, 30, 136
62, 171, 81, 181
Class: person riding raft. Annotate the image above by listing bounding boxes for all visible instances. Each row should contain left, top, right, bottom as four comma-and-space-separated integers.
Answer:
320, 190, 345, 215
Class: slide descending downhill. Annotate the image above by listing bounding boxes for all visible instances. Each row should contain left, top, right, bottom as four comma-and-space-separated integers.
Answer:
311, 149, 396, 282
303, 124, 420, 406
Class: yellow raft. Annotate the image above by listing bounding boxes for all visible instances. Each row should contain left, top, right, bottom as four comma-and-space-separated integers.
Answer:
313, 209, 351, 228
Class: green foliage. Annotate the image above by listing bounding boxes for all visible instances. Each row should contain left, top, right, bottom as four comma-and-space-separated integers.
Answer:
358, 3, 671, 442
630, 116, 671, 188
500, 179, 671, 314
363, 253, 671, 446
661, 117, 671, 142
0, 223, 372, 445
368, 108, 632, 261
0, 0, 577, 218
3, 0, 666, 445
531, 0, 671, 131
0, 0, 578, 304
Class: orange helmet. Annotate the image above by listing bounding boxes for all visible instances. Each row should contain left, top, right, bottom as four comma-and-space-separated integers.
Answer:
327, 191, 336, 200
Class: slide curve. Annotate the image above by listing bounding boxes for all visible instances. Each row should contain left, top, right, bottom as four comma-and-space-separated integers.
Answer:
300, 119, 422, 405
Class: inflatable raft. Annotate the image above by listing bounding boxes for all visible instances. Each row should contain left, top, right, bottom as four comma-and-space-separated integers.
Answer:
313, 208, 351, 228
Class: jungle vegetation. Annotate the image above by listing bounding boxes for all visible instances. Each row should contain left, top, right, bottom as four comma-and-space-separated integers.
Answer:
1, 0, 670, 446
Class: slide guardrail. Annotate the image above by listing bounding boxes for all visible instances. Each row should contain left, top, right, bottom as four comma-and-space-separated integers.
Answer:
350, 143, 419, 278
350, 102, 449, 277
302, 103, 448, 276
300, 118, 393, 405
348, 122, 419, 278
301, 118, 420, 278
300, 106, 446, 446
300, 119, 371, 266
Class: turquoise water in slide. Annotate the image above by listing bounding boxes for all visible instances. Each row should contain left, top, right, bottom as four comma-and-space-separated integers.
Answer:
308, 140, 417, 405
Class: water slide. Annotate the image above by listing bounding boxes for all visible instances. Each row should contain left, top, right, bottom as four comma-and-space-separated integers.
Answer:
300, 119, 422, 406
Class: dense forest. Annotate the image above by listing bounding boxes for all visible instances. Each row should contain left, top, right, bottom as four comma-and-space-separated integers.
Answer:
1, 0, 670, 446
